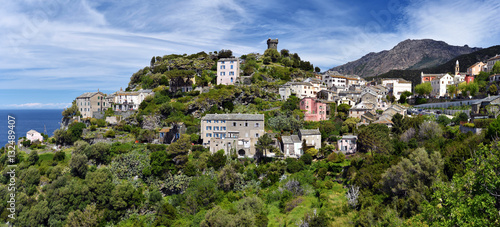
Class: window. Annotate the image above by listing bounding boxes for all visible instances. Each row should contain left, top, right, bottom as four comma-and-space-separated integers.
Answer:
206, 133, 212, 137
255, 123, 260, 127
245, 122, 248, 127
221, 61, 225, 64
207, 120, 211, 123
222, 127, 226, 130
255, 133, 259, 137
229, 71, 234, 76
230, 61, 234, 64
214, 120, 219, 123
231, 78, 233, 83
214, 126, 219, 130
97, 102, 100, 106
206, 126, 212, 130
230, 65, 233, 69
221, 120, 226, 123
233, 122, 237, 126
220, 65, 225, 69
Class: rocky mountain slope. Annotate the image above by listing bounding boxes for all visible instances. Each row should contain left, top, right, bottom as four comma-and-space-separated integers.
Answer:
328, 39, 481, 77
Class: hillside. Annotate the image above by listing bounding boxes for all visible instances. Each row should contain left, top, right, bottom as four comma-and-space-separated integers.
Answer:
328, 39, 481, 77
372, 45, 500, 85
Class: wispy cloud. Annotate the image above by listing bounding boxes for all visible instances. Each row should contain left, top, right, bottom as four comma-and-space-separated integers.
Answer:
6, 103, 71, 109
0, 0, 499, 109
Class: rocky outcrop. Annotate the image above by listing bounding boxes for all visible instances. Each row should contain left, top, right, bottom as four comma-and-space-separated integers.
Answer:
328, 39, 481, 78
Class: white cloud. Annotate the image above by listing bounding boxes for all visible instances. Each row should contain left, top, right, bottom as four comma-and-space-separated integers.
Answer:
7, 103, 71, 109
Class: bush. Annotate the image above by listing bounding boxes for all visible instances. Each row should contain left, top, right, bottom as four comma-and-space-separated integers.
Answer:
53, 151, 66, 161
285, 158, 304, 173
104, 129, 116, 138
300, 153, 313, 165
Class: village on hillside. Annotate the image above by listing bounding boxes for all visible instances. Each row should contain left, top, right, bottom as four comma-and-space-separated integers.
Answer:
46, 38, 500, 159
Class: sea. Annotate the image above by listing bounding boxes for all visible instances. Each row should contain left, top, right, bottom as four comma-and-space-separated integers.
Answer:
0, 109, 63, 147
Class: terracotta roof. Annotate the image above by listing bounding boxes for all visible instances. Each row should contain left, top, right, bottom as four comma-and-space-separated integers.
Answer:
159, 128, 171, 133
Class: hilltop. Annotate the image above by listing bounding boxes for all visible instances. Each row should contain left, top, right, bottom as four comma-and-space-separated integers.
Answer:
328, 39, 481, 77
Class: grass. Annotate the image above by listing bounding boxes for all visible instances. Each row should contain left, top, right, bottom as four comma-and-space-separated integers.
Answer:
39, 152, 54, 162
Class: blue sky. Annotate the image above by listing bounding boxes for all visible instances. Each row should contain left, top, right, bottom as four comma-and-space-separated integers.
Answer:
1, 0, 500, 109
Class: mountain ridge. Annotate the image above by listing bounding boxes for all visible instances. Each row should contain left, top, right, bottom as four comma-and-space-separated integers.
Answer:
328, 39, 482, 77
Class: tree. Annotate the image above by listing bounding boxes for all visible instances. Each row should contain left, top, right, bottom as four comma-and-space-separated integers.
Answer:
280, 49, 290, 57
391, 113, 406, 135
418, 121, 443, 141
452, 112, 469, 125
436, 115, 451, 126
255, 134, 273, 157
27, 150, 39, 165
217, 165, 242, 192
422, 143, 500, 225
487, 116, 500, 139
167, 134, 192, 168
70, 154, 88, 178
154, 202, 178, 227
305, 148, 319, 157
264, 48, 281, 62
492, 61, 500, 74
314, 66, 321, 73
447, 85, 457, 97
467, 82, 479, 97
218, 49, 233, 59
342, 117, 360, 134
489, 84, 498, 95
208, 150, 226, 170
62, 100, 81, 119
399, 91, 412, 104
262, 57, 271, 65
281, 95, 300, 111
65, 204, 104, 227
415, 83, 432, 96
357, 124, 392, 154
380, 148, 443, 217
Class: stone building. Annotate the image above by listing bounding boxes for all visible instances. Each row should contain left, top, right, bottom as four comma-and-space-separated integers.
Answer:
201, 114, 265, 157
338, 135, 357, 154
298, 129, 321, 151
76, 90, 107, 118
114, 89, 154, 111
267, 38, 278, 50
280, 135, 302, 158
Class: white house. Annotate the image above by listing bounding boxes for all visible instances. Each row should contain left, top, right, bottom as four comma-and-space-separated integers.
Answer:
322, 73, 347, 89
26, 130, 43, 143
381, 78, 412, 100
279, 81, 326, 100
338, 135, 357, 154
114, 89, 154, 111
430, 73, 454, 97
217, 57, 240, 85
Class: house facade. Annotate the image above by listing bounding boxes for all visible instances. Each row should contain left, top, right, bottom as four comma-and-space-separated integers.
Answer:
114, 89, 154, 111
217, 57, 240, 85
280, 135, 302, 158
467, 62, 486, 76
279, 81, 326, 100
298, 129, 321, 151
200, 114, 265, 157
382, 78, 412, 100
337, 135, 357, 154
76, 91, 107, 118
300, 97, 328, 121
322, 74, 347, 89
430, 73, 454, 97
487, 55, 500, 72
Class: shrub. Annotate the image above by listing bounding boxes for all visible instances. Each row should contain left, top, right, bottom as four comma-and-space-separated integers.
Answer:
104, 129, 116, 138
300, 153, 313, 165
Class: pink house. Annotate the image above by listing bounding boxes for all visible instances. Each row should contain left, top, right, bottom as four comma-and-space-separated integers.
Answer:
300, 97, 327, 121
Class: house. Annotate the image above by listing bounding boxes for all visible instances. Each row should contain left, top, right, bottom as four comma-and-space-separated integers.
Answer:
322, 72, 347, 89
467, 61, 486, 76
465, 74, 475, 84
349, 101, 376, 118
338, 91, 362, 102
360, 110, 377, 124
487, 55, 500, 72
114, 89, 154, 111
300, 97, 328, 121
336, 97, 356, 108
298, 129, 322, 151
170, 75, 195, 93
430, 73, 454, 97
490, 75, 500, 83
280, 135, 302, 158
317, 90, 337, 102
217, 57, 240, 85
372, 115, 394, 128
421, 72, 441, 83
26, 130, 43, 143
381, 78, 412, 100
337, 135, 357, 154
159, 123, 187, 144
76, 90, 107, 118
279, 81, 326, 100
200, 114, 265, 157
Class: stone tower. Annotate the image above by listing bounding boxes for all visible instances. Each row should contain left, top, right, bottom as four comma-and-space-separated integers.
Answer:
267, 38, 278, 50
455, 60, 460, 75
